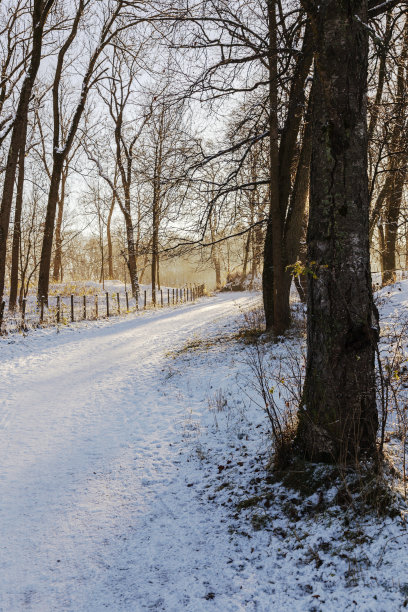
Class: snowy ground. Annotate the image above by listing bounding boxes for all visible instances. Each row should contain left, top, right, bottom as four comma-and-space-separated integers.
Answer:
0, 289, 408, 611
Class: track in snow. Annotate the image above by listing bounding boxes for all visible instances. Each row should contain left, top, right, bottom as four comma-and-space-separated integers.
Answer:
0, 293, 253, 612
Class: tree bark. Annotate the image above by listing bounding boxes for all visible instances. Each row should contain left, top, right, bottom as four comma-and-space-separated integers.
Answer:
283, 91, 313, 308
151, 107, 165, 306
124, 208, 139, 299
262, 13, 313, 334
9, 132, 27, 310
242, 228, 251, 277
52, 168, 68, 282
297, 0, 378, 464
382, 170, 406, 284
107, 192, 115, 279
151, 204, 158, 304
38, 154, 64, 302
262, 0, 289, 335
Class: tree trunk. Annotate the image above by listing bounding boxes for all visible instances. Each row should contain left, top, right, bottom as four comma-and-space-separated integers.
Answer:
209, 209, 222, 289
212, 251, 221, 289
284, 94, 313, 305
242, 228, 251, 277
156, 251, 160, 291
262, 17, 313, 333
151, 197, 159, 305
382, 170, 406, 285
262, 0, 289, 335
38, 154, 64, 302
124, 207, 139, 299
297, 0, 378, 464
107, 192, 115, 278
294, 218, 308, 303
9, 134, 26, 311
52, 170, 67, 282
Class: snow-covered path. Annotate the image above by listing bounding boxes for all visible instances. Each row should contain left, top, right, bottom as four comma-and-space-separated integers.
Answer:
0, 294, 252, 612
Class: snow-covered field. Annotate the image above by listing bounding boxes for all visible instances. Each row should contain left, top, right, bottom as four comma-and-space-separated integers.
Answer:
1, 288, 408, 611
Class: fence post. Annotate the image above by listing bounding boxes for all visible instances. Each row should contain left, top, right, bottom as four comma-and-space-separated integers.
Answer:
161, 289, 163, 307
71, 294, 74, 322
125, 291, 129, 311
106, 292, 110, 317
144, 290, 147, 309
83, 295, 86, 319
57, 295, 60, 323
172, 288, 175, 304
95, 295, 98, 319
117, 292, 120, 314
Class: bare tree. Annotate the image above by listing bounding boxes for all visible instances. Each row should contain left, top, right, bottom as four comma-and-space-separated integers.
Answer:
0, 0, 55, 304
37, 0, 142, 302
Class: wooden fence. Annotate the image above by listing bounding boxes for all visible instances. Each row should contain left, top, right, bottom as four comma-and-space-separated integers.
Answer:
0, 284, 205, 332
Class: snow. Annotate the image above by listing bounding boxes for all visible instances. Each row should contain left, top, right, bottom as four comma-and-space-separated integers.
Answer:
0, 288, 408, 610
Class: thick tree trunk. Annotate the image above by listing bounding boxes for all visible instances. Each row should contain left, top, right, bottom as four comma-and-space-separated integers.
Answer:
9, 135, 26, 311
297, 0, 378, 464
